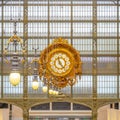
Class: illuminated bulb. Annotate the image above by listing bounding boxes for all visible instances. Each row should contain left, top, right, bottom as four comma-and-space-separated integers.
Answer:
55, 91, 59, 95
49, 89, 53, 95
52, 90, 56, 95
9, 72, 20, 86
32, 80, 39, 90
42, 86, 48, 93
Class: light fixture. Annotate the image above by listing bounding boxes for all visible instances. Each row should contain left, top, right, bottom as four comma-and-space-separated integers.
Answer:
42, 85, 48, 93
49, 89, 53, 95
3, 20, 26, 86
9, 72, 20, 86
32, 75, 39, 90
41, 76, 59, 95
31, 48, 39, 90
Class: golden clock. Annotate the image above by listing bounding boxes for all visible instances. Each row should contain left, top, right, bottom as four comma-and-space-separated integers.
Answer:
39, 38, 82, 88
47, 48, 74, 77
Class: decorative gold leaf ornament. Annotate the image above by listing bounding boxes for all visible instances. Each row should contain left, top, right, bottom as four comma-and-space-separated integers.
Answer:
39, 38, 82, 88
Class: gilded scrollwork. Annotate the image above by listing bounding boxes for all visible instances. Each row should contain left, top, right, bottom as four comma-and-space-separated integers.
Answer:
39, 38, 82, 88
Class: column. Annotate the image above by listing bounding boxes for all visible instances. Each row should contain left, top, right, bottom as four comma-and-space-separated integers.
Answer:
92, 101, 98, 120
23, 108, 29, 120
23, 0, 28, 99
92, 108, 97, 120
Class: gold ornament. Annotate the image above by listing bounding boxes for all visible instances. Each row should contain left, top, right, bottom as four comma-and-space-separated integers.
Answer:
39, 38, 82, 88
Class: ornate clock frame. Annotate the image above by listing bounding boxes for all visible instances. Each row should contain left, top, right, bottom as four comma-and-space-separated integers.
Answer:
39, 38, 82, 88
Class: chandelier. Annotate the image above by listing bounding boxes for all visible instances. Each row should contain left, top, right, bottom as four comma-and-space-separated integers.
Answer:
30, 48, 39, 90
3, 20, 40, 91
3, 20, 26, 86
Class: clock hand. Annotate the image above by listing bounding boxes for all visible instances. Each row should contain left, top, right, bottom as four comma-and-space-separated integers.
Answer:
58, 57, 64, 68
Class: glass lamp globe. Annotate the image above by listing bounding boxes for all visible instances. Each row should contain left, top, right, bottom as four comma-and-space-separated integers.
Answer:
55, 91, 59, 95
9, 72, 20, 86
49, 89, 53, 95
32, 80, 39, 90
52, 90, 56, 95
42, 86, 48, 93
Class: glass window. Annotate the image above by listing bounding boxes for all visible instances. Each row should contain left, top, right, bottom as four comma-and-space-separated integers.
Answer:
73, 6, 92, 20
97, 6, 117, 20
73, 75, 92, 98
97, 76, 117, 98
97, 39, 117, 54
97, 23, 117, 37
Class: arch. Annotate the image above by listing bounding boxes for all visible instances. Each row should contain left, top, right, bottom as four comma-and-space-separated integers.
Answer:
29, 101, 92, 111
72, 102, 92, 109
27, 98, 93, 109
73, 102, 91, 110
98, 101, 119, 109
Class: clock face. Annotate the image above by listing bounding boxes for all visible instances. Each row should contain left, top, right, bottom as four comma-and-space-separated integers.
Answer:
47, 49, 74, 77
50, 53, 70, 73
